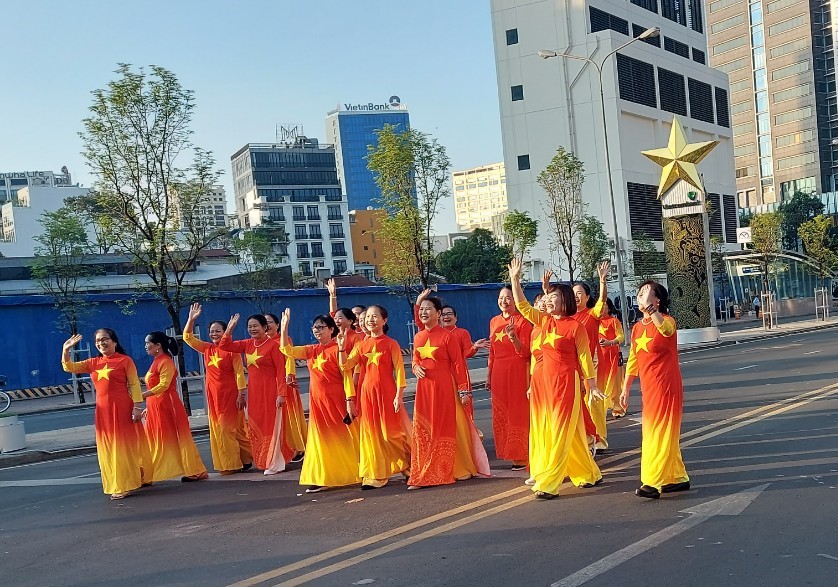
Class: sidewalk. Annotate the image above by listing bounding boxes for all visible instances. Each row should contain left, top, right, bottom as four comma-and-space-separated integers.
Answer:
1, 314, 835, 468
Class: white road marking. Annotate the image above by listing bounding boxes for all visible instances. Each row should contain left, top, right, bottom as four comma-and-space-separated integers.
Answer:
733, 365, 758, 371
0, 478, 101, 487
804, 350, 823, 355
549, 484, 770, 587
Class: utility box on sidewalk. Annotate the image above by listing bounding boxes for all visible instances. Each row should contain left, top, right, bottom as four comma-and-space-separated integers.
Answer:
0, 414, 27, 453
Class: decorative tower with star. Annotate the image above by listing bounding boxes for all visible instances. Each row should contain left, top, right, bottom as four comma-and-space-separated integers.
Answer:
641, 116, 720, 344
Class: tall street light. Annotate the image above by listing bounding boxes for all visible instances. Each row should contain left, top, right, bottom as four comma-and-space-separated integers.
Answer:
538, 26, 659, 338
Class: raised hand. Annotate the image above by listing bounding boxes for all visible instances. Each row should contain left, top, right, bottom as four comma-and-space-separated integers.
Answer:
504, 317, 517, 341
416, 288, 433, 305
508, 258, 522, 282
188, 303, 202, 320
227, 313, 240, 332
542, 269, 553, 294
336, 331, 346, 350
597, 260, 611, 282
280, 308, 291, 330
326, 278, 336, 297
62, 334, 83, 351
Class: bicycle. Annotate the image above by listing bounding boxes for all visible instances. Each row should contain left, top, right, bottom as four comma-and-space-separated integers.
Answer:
0, 376, 10, 413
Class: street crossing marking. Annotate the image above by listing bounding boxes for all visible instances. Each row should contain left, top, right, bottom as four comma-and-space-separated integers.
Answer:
733, 364, 758, 371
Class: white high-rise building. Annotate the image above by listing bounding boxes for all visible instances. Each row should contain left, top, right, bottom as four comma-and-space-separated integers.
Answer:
0, 186, 91, 257
491, 0, 739, 279
452, 162, 508, 231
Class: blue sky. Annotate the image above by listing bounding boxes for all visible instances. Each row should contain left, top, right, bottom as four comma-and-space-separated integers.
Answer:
0, 0, 503, 234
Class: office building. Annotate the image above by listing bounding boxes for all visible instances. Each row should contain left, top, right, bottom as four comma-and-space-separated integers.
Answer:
707, 0, 835, 206
0, 167, 73, 206
491, 0, 739, 275
0, 185, 91, 257
231, 138, 354, 277
325, 97, 410, 211
453, 162, 508, 231
348, 208, 386, 280
173, 184, 229, 229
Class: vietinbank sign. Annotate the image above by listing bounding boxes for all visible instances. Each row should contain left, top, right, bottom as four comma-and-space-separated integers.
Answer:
343, 96, 404, 111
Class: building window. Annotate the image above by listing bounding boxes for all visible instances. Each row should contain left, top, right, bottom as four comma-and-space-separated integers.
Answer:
517, 155, 531, 171
294, 224, 307, 239
506, 28, 518, 45
710, 13, 745, 35
658, 68, 687, 116
776, 152, 816, 170
333, 260, 347, 274
511, 85, 524, 101
296, 243, 309, 258
716, 57, 749, 74
663, 37, 690, 59
268, 208, 285, 221
712, 35, 747, 56
329, 223, 345, 238
779, 177, 816, 199
709, 0, 739, 12
774, 107, 812, 125
770, 38, 808, 59
662, 0, 687, 26
688, 0, 703, 33
616, 54, 657, 108
733, 120, 754, 136
722, 194, 737, 243
708, 193, 723, 237
771, 60, 810, 81
309, 224, 322, 239
775, 129, 815, 148
688, 78, 715, 124
734, 143, 756, 157
735, 166, 754, 178
311, 242, 324, 257
632, 23, 661, 47
730, 101, 751, 115
331, 242, 347, 257
299, 262, 311, 276
630, 0, 658, 14
292, 206, 305, 221
714, 89, 729, 129
327, 204, 342, 220
306, 205, 320, 220
692, 48, 706, 64
589, 6, 629, 36
627, 182, 664, 240
772, 83, 811, 103
729, 78, 750, 94
768, 15, 807, 36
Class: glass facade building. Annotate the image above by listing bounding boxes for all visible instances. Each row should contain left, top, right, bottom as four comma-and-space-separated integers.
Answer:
326, 108, 410, 211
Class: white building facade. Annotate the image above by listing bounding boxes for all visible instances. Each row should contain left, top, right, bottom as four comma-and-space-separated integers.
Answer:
452, 162, 508, 231
491, 0, 739, 280
231, 139, 355, 277
0, 186, 91, 257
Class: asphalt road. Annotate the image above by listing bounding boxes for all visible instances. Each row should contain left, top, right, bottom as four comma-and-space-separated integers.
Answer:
1, 330, 836, 587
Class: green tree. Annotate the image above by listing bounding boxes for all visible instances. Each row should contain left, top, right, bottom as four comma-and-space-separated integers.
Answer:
630, 231, 660, 287
577, 214, 609, 282
778, 191, 824, 251
64, 191, 116, 253
230, 226, 288, 312
799, 214, 838, 287
367, 124, 451, 301
80, 64, 228, 413
750, 212, 784, 306
538, 147, 586, 281
502, 209, 538, 263
31, 207, 98, 336
435, 228, 512, 284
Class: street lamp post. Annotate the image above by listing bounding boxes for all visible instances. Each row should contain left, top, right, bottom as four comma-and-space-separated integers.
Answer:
538, 26, 659, 338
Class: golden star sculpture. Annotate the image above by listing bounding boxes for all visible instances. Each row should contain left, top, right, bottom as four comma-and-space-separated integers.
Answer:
641, 116, 718, 197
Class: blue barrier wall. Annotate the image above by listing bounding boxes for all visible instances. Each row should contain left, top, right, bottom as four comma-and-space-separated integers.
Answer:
0, 283, 543, 390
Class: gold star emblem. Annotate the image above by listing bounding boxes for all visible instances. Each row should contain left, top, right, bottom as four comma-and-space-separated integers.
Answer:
531, 333, 542, 351
598, 324, 608, 337
207, 353, 223, 369
245, 350, 261, 367
312, 353, 328, 372
641, 116, 718, 197
365, 345, 383, 366
494, 330, 507, 342
635, 330, 653, 353
415, 339, 438, 360
95, 364, 114, 381
542, 331, 562, 348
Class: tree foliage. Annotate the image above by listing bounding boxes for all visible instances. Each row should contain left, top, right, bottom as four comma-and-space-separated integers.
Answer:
778, 191, 824, 251
750, 212, 784, 295
64, 191, 116, 254
577, 214, 609, 282
367, 124, 450, 300
799, 214, 838, 285
80, 64, 228, 412
435, 229, 512, 284
538, 147, 586, 281
502, 209, 538, 263
230, 227, 288, 312
31, 207, 98, 335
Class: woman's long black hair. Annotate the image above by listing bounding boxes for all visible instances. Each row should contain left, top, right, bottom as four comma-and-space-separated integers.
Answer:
147, 331, 179, 357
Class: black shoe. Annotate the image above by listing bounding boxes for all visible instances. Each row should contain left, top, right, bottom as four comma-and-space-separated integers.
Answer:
511, 463, 528, 471
290, 452, 305, 463
241, 462, 253, 472
534, 491, 558, 500
635, 485, 661, 499
361, 484, 377, 491
580, 478, 604, 488
661, 481, 691, 493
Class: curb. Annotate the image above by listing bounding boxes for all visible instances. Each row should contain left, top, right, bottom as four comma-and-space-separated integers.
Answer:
680, 321, 837, 354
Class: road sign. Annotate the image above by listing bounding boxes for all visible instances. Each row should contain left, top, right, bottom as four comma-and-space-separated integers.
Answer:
737, 227, 752, 244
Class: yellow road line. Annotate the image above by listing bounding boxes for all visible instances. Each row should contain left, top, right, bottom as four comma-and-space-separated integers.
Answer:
229, 381, 838, 587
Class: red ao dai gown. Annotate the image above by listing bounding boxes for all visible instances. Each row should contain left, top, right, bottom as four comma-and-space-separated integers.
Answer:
625, 315, 689, 491
143, 353, 207, 481
62, 353, 151, 495
517, 301, 602, 495
574, 301, 607, 445
410, 325, 490, 487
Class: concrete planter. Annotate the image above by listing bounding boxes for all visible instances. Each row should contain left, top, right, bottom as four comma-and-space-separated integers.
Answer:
0, 415, 27, 453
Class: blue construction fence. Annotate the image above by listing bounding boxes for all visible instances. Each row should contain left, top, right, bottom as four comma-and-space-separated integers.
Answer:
0, 283, 543, 391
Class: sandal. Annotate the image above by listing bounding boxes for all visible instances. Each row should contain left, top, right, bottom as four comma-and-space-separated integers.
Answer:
110, 492, 130, 501
181, 471, 210, 482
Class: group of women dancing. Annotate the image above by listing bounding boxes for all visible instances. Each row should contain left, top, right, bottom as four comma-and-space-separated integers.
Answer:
63, 269, 689, 503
